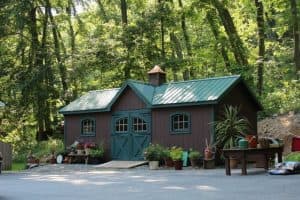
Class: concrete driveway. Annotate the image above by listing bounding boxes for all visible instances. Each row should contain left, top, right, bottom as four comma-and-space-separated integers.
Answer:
0, 164, 299, 200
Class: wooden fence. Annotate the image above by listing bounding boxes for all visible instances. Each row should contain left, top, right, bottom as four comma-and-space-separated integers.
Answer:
0, 141, 12, 170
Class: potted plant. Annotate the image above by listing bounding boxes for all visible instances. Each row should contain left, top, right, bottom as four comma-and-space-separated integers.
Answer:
204, 138, 214, 160
213, 105, 249, 168
84, 142, 97, 155
88, 146, 104, 164
144, 144, 163, 170
170, 146, 183, 170
162, 147, 173, 167
189, 149, 202, 168
76, 142, 85, 155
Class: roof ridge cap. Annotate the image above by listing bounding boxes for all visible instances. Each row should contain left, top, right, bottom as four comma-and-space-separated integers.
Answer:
128, 79, 155, 87
89, 88, 120, 92
160, 75, 241, 85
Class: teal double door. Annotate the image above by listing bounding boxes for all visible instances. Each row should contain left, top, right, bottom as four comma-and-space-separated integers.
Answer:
111, 110, 151, 160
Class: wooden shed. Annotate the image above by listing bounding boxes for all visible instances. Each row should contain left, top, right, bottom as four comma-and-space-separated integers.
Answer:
60, 66, 262, 161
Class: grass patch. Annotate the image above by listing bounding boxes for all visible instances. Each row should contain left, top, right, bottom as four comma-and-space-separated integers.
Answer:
284, 152, 300, 162
11, 162, 26, 171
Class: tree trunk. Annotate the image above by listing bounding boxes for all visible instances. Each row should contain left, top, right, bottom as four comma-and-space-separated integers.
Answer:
96, 0, 108, 22
46, 0, 69, 100
206, 10, 231, 71
178, 0, 191, 57
67, 0, 76, 56
158, 0, 166, 62
211, 0, 248, 68
120, 0, 131, 79
255, 0, 265, 96
29, 4, 46, 140
178, 0, 194, 79
291, 0, 300, 78
170, 32, 187, 79
66, 0, 79, 99
121, 0, 128, 25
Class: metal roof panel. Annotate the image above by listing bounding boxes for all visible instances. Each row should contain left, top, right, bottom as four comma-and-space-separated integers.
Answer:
59, 88, 120, 114
152, 75, 240, 105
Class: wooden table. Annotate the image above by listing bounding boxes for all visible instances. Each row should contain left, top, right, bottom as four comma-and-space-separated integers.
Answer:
222, 147, 283, 175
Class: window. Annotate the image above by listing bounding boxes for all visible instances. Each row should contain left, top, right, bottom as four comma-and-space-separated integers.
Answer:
132, 117, 147, 132
170, 113, 190, 133
81, 118, 96, 136
115, 118, 128, 133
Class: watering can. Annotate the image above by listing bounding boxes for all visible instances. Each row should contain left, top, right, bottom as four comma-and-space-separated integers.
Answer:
238, 138, 249, 149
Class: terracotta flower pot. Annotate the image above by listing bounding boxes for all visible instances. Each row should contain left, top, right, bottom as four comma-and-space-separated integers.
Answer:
173, 160, 183, 170
164, 158, 174, 167
230, 158, 238, 169
204, 147, 213, 160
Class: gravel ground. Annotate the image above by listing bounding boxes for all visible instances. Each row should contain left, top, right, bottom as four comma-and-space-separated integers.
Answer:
0, 164, 299, 200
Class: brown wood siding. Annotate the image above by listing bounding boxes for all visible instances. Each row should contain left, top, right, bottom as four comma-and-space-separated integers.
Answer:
152, 106, 214, 153
217, 83, 258, 134
0, 141, 12, 170
111, 87, 146, 112
65, 112, 112, 160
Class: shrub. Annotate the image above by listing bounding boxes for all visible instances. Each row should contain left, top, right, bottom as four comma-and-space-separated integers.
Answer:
170, 146, 183, 161
189, 149, 202, 160
89, 146, 104, 158
143, 144, 163, 161
161, 147, 171, 159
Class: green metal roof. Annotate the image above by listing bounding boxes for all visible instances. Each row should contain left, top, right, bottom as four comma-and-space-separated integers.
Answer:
59, 88, 119, 114
127, 81, 155, 105
60, 75, 261, 114
152, 75, 240, 106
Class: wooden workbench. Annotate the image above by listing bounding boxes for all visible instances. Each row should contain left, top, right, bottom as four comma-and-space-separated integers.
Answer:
222, 147, 283, 175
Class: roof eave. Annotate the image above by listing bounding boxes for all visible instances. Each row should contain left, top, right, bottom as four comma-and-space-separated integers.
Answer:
59, 108, 109, 115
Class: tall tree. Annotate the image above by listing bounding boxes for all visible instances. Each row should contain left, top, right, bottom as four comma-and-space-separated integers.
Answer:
158, 0, 166, 63
178, 0, 193, 79
120, 0, 131, 79
211, 0, 248, 69
46, 0, 68, 101
254, 0, 265, 95
206, 9, 231, 71
290, 0, 300, 78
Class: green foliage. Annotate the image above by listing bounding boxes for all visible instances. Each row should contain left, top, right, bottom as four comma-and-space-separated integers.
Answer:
284, 152, 300, 162
214, 105, 249, 148
89, 146, 104, 158
11, 162, 26, 171
12, 138, 64, 162
170, 146, 183, 161
188, 149, 202, 160
161, 147, 171, 159
143, 143, 164, 161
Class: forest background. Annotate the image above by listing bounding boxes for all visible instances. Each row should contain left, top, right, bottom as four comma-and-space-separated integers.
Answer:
0, 0, 299, 159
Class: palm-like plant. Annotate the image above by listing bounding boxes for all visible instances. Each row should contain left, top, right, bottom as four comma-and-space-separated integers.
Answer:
214, 105, 249, 149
